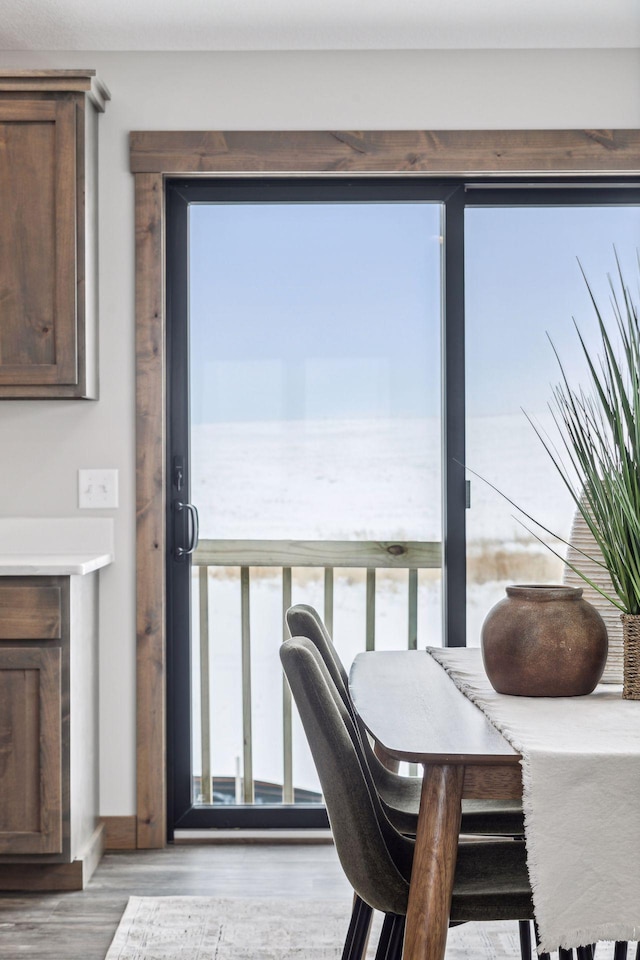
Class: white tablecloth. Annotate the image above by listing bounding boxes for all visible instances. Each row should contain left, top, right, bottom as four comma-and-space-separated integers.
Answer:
428, 647, 640, 952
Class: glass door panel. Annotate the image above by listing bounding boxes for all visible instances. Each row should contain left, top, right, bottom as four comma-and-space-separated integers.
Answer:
465, 205, 640, 644
187, 199, 444, 813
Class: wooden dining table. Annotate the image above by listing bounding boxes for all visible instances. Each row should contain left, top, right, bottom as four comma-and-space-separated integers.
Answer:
349, 649, 524, 960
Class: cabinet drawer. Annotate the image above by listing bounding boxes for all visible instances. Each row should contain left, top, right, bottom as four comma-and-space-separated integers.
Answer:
0, 585, 62, 640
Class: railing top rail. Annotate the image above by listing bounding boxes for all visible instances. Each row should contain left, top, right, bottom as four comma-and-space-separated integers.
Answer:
193, 539, 441, 569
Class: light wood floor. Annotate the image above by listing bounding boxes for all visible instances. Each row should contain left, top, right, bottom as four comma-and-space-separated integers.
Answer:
0, 844, 352, 958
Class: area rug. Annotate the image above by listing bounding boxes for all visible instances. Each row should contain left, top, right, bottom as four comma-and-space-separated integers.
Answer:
104, 896, 527, 959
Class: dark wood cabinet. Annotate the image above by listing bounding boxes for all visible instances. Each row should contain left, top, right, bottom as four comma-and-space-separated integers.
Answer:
0, 575, 102, 889
0, 646, 62, 855
0, 71, 109, 399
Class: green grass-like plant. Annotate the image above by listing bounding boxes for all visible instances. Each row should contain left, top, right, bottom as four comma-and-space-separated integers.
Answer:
523, 255, 640, 615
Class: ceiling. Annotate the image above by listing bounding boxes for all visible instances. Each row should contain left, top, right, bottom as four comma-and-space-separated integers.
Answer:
1, 0, 639, 51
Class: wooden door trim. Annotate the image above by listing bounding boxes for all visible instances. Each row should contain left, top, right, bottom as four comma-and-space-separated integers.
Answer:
135, 172, 166, 848
132, 128, 640, 848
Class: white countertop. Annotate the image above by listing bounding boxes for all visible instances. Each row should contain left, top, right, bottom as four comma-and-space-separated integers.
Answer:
0, 518, 114, 576
0, 553, 113, 576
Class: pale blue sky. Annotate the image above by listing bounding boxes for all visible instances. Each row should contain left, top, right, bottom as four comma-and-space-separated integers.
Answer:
189, 201, 639, 423
465, 205, 640, 417
189, 202, 442, 423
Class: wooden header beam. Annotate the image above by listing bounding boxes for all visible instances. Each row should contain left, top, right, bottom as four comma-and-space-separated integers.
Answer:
130, 129, 640, 176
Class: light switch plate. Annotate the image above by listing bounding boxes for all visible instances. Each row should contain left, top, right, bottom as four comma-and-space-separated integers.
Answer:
78, 469, 119, 509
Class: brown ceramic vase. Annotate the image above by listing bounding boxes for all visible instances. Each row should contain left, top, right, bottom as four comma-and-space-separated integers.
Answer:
481, 584, 608, 697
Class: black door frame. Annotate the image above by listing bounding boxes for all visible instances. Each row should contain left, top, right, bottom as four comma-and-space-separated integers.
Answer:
166, 177, 465, 831
166, 176, 639, 833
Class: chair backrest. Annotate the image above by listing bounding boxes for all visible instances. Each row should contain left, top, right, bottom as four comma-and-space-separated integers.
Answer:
286, 602, 408, 791
285, 604, 352, 712
285, 603, 397, 778
280, 636, 412, 915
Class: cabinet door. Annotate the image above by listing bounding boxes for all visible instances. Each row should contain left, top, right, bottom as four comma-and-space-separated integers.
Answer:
0, 99, 78, 388
0, 647, 62, 854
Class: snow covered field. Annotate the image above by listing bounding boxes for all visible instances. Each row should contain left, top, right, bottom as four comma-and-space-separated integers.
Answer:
189, 415, 573, 797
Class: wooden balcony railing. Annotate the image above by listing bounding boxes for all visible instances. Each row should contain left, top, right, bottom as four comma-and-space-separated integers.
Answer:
192, 539, 441, 805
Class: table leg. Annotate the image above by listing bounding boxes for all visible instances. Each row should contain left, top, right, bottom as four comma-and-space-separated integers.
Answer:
402, 763, 464, 960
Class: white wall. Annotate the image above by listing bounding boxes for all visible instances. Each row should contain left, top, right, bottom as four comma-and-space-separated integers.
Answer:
0, 48, 638, 815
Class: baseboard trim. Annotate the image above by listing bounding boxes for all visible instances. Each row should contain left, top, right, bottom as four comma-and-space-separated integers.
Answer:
103, 815, 138, 850
80, 822, 105, 885
174, 828, 334, 845
0, 822, 105, 891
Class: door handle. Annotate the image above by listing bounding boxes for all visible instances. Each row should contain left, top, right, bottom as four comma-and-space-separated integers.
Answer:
174, 501, 199, 558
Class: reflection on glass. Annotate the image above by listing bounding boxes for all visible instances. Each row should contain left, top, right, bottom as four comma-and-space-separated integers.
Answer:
189, 203, 442, 542
188, 202, 444, 803
465, 205, 640, 645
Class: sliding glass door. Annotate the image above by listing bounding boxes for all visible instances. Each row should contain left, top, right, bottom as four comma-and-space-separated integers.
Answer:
166, 177, 639, 835
166, 180, 464, 831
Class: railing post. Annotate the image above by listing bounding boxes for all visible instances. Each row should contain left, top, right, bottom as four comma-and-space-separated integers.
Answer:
366, 568, 376, 651
240, 566, 254, 804
408, 568, 418, 651
408, 567, 419, 775
324, 567, 334, 637
199, 566, 212, 804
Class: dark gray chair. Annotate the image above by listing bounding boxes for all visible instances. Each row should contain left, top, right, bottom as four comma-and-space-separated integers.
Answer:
285, 603, 525, 838
280, 635, 534, 960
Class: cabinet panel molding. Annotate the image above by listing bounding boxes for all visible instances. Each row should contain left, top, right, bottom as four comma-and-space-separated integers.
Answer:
0, 646, 62, 855
0, 71, 109, 398
0, 99, 77, 387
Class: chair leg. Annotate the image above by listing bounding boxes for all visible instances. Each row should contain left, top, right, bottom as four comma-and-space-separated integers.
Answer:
386, 915, 406, 960
374, 914, 395, 960
614, 944, 628, 960
342, 895, 373, 960
374, 914, 405, 960
518, 920, 532, 960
